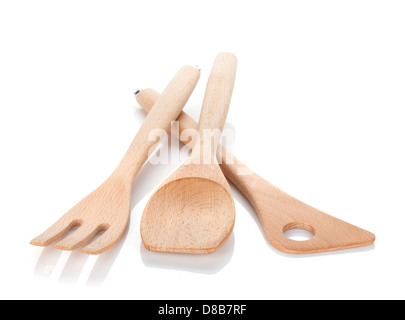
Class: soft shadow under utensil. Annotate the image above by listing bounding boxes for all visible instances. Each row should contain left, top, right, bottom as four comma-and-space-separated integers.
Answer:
140, 233, 235, 274
33, 246, 63, 278
86, 220, 129, 286
58, 250, 90, 284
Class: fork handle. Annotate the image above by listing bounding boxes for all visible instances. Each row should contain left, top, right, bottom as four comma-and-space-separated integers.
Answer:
114, 66, 200, 182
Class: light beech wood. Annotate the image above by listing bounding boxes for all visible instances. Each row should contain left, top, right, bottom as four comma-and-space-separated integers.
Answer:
140, 53, 237, 254
136, 88, 375, 254
30, 65, 200, 254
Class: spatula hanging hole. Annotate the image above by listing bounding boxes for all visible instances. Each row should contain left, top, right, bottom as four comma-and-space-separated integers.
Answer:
283, 222, 315, 241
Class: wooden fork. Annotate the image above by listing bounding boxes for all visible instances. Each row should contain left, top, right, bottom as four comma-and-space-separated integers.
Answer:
30, 65, 200, 254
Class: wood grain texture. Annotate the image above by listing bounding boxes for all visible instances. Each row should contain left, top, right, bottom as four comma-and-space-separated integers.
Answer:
140, 53, 237, 254
136, 88, 376, 254
30, 65, 200, 254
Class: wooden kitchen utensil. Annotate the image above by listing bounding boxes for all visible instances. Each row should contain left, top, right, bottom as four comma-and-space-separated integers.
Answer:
136, 89, 375, 254
140, 53, 237, 254
30, 65, 200, 254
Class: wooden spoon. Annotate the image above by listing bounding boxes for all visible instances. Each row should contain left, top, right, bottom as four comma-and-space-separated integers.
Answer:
140, 53, 237, 254
30, 65, 200, 254
136, 89, 375, 254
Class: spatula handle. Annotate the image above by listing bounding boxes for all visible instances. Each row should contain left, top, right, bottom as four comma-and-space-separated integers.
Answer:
193, 53, 237, 163
114, 65, 200, 182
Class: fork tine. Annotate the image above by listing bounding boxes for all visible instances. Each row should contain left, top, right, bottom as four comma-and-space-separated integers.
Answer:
54, 223, 100, 251
81, 226, 124, 255
30, 217, 82, 247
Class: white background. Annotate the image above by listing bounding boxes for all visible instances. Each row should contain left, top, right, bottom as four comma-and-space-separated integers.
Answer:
1, 1, 404, 300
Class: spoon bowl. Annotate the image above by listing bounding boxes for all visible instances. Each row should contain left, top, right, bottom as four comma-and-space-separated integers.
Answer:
140, 53, 237, 254
141, 172, 235, 253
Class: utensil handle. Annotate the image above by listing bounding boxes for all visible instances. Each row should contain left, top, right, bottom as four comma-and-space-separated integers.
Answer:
114, 65, 200, 182
136, 89, 258, 197
194, 53, 237, 163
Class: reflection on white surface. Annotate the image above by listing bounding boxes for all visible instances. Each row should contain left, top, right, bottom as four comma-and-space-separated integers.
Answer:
59, 250, 89, 284
140, 233, 235, 274
85, 233, 127, 286
33, 246, 62, 278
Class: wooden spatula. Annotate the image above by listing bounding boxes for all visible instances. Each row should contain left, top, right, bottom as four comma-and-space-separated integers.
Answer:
136, 89, 375, 254
30, 65, 200, 254
140, 52, 237, 254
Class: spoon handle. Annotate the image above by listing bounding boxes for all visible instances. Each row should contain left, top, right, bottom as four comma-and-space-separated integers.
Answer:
114, 65, 200, 182
136, 88, 253, 187
193, 53, 237, 163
